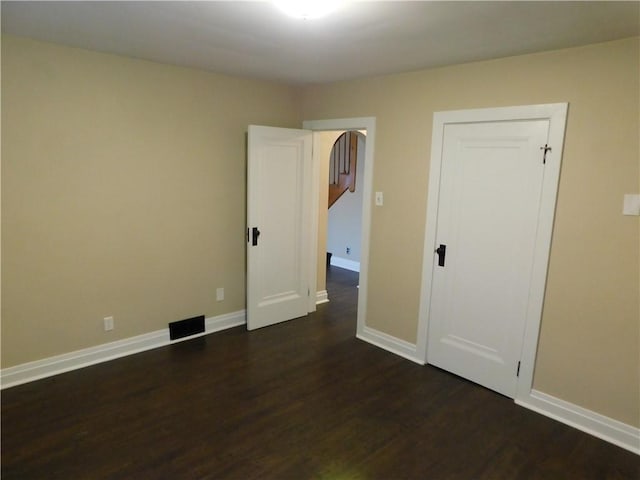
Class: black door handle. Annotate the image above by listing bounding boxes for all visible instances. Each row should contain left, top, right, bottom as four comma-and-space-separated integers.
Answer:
251, 227, 261, 246
435, 244, 446, 267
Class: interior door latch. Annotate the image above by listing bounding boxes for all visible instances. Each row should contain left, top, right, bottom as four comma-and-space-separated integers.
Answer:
435, 244, 447, 267
251, 227, 260, 246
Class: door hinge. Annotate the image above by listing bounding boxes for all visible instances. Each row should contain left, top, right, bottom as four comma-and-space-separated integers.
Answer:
516, 361, 521, 377
540, 144, 552, 164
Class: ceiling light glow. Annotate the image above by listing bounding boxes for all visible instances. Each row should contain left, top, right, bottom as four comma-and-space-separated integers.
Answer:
274, 1, 345, 20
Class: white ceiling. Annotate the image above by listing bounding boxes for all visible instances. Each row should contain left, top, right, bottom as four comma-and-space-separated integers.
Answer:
2, 1, 639, 85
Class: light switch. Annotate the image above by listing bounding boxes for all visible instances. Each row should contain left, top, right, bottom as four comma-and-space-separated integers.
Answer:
623, 194, 640, 216
375, 191, 384, 206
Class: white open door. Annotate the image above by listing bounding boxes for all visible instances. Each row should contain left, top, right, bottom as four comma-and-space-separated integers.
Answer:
247, 125, 313, 330
419, 104, 568, 399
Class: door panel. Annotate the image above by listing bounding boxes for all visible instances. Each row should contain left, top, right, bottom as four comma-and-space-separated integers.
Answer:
427, 119, 549, 397
247, 125, 312, 330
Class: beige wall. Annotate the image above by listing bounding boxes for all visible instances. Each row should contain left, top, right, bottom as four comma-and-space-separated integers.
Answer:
1, 35, 300, 366
2, 33, 638, 429
300, 38, 640, 427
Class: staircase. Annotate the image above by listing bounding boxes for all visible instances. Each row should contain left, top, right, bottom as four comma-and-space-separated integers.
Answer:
328, 131, 358, 208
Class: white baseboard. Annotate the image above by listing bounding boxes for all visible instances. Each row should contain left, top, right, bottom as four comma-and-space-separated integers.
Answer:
357, 326, 424, 365
6, 310, 636, 456
330, 256, 360, 272
1, 310, 247, 389
357, 325, 639, 455
516, 389, 640, 455
316, 290, 329, 305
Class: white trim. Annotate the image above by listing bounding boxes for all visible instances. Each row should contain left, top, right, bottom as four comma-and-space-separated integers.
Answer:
357, 326, 424, 365
205, 310, 246, 334
316, 290, 329, 304
307, 128, 321, 314
517, 390, 640, 455
1, 310, 246, 389
330, 256, 360, 272
514, 104, 568, 401
417, 103, 568, 398
303, 117, 376, 342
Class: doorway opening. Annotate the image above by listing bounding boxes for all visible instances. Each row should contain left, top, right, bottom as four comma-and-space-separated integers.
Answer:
303, 117, 376, 340
325, 130, 365, 307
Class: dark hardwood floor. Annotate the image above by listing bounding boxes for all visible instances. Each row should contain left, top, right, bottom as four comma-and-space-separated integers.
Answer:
2, 266, 638, 479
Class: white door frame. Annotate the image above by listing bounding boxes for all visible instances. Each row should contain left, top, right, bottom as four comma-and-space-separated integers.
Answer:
303, 117, 376, 339
416, 103, 568, 402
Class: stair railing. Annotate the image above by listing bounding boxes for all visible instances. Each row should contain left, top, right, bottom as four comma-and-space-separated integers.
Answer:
328, 131, 358, 208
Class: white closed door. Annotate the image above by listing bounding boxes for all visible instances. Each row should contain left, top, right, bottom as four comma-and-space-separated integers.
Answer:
427, 119, 550, 397
247, 125, 312, 330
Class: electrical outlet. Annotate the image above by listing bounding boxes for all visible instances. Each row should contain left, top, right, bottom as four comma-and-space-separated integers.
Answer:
216, 287, 224, 301
103, 316, 114, 331
346, 247, 351, 255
